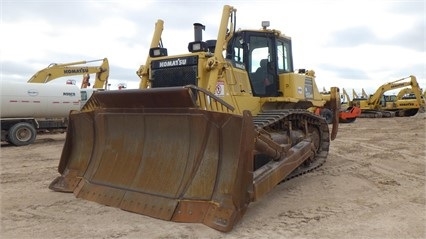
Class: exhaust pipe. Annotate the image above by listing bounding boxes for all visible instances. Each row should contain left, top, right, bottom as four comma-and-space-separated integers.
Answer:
193, 23, 205, 41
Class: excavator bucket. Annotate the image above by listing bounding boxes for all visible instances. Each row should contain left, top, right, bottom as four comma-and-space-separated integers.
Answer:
49, 87, 256, 232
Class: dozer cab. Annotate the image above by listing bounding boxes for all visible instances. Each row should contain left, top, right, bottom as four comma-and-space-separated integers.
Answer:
49, 5, 340, 232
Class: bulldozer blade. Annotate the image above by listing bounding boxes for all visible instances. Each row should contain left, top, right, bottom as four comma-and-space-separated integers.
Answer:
49, 88, 255, 232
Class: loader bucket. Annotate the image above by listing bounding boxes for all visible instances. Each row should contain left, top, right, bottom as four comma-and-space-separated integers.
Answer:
49, 87, 255, 232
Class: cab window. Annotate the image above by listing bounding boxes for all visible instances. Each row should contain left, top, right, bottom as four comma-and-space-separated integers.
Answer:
276, 40, 293, 73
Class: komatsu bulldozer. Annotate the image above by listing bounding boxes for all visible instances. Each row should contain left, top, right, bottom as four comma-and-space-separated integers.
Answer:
49, 5, 340, 232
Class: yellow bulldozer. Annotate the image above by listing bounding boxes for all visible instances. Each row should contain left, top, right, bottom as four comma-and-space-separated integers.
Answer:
49, 5, 340, 232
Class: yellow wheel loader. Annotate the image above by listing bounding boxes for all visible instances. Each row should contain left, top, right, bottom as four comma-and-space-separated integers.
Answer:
49, 5, 340, 232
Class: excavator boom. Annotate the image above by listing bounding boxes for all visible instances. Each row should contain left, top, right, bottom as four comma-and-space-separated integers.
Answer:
27, 58, 109, 89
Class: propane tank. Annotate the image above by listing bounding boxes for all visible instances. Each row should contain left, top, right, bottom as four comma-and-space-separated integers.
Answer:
0, 81, 81, 118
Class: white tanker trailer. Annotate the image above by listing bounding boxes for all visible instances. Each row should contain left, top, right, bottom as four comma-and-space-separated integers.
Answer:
1, 81, 94, 146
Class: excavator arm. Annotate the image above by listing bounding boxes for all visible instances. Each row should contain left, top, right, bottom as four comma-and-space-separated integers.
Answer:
361, 88, 369, 98
352, 89, 360, 99
406, 75, 424, 108
27, 58, 109, 89
341, 88, 350, 103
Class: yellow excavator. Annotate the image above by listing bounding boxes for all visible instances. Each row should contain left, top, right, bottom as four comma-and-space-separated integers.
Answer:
393, 87, 426, 115
352, 75, 424, 117
396, 88, 414, 100
49, 5, 340, 232
27, 58, 109, 89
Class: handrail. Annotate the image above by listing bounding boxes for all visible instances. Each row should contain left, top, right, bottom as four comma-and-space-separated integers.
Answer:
185, 85, 234, 113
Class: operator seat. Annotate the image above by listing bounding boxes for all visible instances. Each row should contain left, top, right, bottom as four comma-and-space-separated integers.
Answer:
253, 59, 274, 96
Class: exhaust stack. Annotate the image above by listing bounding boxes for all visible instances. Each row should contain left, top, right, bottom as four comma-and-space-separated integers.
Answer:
193, 23, 205, 41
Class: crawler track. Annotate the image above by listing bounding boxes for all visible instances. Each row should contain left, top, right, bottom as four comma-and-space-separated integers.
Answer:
253, 109, 331, 181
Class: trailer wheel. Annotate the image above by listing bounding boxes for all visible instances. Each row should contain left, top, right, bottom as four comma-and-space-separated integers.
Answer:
8, 122, 37, 146
320, 108, 333, 124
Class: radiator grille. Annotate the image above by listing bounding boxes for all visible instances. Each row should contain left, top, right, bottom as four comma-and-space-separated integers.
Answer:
151, 56, 198, 88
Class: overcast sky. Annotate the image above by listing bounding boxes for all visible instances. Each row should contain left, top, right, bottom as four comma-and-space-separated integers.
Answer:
1, 0, 424, 95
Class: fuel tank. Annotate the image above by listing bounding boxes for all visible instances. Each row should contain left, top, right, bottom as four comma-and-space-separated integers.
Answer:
0, 81, 81, 118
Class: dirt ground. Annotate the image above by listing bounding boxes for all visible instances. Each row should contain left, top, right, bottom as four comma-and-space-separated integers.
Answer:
1, 115, 425, 239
